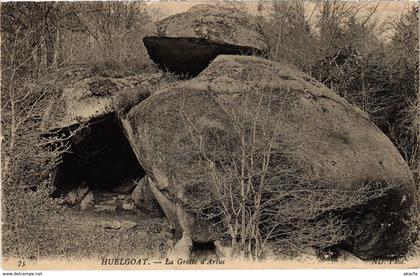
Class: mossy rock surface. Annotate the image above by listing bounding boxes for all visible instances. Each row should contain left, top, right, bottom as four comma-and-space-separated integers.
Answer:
151, 4, 265, 50
127, 55, 417, 259
42, 73, 162, 131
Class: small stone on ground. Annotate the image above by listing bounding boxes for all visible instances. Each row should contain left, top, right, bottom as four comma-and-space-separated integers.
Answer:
80, 191, 95, 210
94, 204, 117, 212
122, 203, 134, 210
99, 220, 121, 230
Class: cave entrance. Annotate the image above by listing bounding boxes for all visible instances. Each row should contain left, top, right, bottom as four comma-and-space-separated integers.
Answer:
52, 113, 145, 198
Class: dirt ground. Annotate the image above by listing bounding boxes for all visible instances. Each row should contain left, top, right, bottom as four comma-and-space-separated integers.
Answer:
37, 200, 172, 260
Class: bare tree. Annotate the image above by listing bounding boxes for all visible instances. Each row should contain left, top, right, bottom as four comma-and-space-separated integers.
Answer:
1, 27, 85, 258
1, 2, 152, 73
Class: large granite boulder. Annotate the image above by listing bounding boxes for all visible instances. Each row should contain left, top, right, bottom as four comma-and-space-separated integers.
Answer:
125, 55, 417, 259
143, 4, 266, 77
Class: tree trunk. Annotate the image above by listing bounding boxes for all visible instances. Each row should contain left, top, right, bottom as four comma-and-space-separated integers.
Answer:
53, 26, 60, 67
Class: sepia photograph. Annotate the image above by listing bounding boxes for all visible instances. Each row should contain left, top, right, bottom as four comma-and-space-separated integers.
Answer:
0, 0, 419, 273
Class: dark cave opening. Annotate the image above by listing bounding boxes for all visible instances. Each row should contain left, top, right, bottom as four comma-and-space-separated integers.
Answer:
193, 241, 216, 251
190, 241, 217, 258
51, 113, 145, 196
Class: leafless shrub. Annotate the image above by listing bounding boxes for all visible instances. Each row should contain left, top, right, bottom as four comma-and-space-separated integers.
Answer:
1, 29, 85, 258
1, 2, 155, 78
258, 1, 418, 192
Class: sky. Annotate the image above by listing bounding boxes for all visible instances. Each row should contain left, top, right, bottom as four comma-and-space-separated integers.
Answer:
147, 1, 417, 22
146, 1, 417, 40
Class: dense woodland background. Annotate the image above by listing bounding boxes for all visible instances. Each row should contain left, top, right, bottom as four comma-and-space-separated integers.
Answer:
1, 1, 419, 259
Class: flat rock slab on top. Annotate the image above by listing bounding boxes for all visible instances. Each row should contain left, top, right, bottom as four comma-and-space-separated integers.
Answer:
143, 4, 265, 77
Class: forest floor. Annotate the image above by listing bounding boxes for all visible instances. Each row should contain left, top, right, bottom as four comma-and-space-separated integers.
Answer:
35, 202, 173, 260
3, 193, 418, 266
38, 204, 223, 261
37, 185, 222, 260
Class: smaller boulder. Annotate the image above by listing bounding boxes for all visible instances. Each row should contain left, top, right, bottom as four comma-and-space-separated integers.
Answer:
132, 177, 162, 213
66, 186, 90, 206
80, 191, 95, 210
122, 203, 134, 210
67, 191, 77, 205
